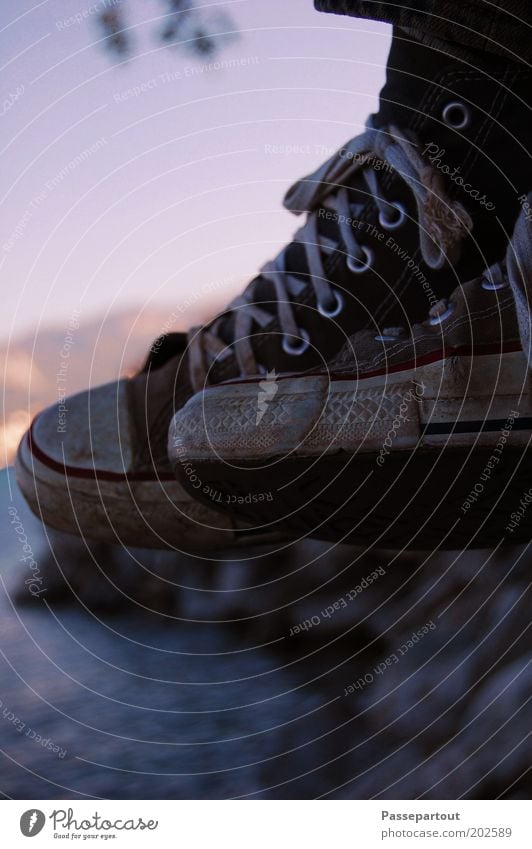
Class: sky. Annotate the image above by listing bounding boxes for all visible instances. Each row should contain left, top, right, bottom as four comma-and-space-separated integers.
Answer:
0, 0, 390, 343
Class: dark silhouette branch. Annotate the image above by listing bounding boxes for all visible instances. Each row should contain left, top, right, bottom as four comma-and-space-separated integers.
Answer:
98, 1, 238, 59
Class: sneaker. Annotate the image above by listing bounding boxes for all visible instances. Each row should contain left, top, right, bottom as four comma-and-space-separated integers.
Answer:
15, 336, 280, 550
16, 32, 532, 549
169, 203, 532, 551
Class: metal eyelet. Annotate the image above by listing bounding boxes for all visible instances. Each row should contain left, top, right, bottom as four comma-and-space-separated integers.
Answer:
375, 326, 406, 343
347, 245, 374, 274
317, 289, 344, 318
481, 277, 508, 291
282, 328, 310, 356
429, 301, 455, 326
378, 201, 406, 231
442, 101, 470, 130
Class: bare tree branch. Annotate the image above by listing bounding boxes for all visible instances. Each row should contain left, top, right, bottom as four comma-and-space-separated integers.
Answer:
98, 1, 238, 59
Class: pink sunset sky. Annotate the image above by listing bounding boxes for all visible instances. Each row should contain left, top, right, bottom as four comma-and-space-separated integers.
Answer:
1, 0, 390, 343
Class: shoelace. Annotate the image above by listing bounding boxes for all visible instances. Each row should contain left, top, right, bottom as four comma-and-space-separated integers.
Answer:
186, 120, 473, 391
374, 197, 532, 360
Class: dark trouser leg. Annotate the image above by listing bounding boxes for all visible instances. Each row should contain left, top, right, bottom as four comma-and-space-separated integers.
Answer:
314, 1, 532, 64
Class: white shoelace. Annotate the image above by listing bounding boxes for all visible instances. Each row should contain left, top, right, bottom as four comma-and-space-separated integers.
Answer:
187, 120, 473, 391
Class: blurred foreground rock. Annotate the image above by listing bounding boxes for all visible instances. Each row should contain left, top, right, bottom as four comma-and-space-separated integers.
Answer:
7, 528, 529, 799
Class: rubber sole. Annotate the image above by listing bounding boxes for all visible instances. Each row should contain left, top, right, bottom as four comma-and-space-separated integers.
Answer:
15, 431, 283, 551
174, 442, 531, 551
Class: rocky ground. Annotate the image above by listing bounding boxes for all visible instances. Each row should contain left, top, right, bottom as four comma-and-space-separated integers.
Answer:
1, 473, 529, 799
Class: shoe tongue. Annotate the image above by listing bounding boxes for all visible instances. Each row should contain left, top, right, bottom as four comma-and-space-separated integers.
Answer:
141, 331, 188, 372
